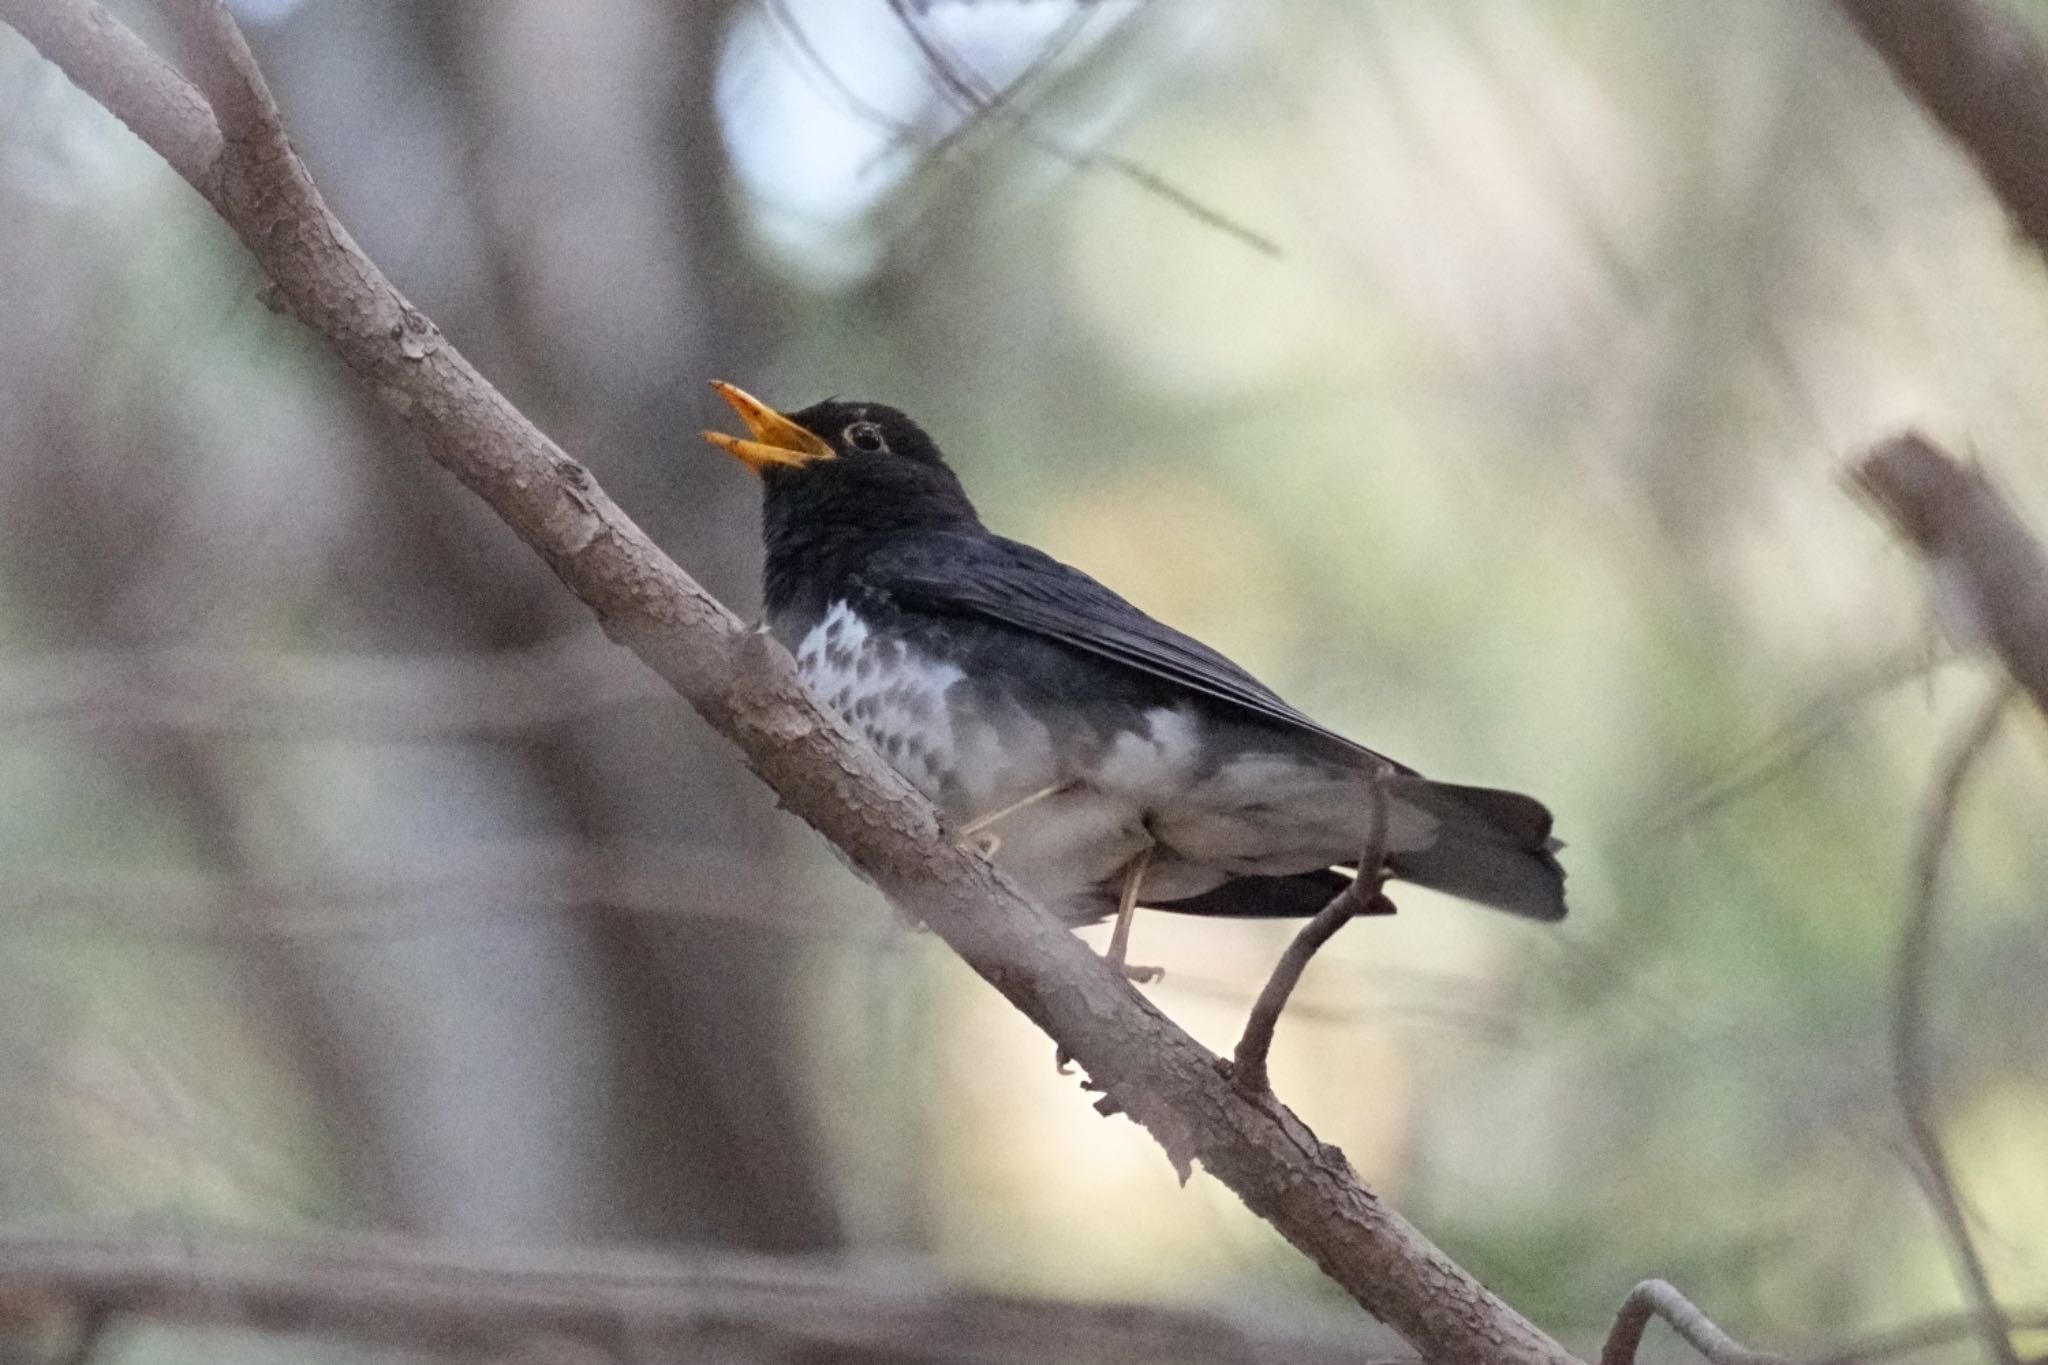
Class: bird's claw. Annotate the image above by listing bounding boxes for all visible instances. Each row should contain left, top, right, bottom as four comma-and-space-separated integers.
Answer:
1120, 962, 1164, 985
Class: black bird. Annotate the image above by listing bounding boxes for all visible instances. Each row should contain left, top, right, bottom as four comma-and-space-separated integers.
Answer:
704, 382, 1565, 974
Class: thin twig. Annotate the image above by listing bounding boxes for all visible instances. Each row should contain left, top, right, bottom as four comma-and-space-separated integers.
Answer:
1636, 647, 1959, 836
886, 0, 995, 108
879, 0, 1282, 255
763, 0, 914, 138
1600, 1279, 1786, 1365
1892, 683, 2018, 1365
1228, 778, 1394, 1099
919, 0, 1095, 166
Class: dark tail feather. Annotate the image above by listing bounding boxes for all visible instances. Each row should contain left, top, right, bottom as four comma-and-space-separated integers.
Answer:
1383, 778, 1568, 922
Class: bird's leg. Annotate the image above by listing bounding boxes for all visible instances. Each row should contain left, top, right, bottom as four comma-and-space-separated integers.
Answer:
957, 781, 1071, 858
1104, 844, 1162, 984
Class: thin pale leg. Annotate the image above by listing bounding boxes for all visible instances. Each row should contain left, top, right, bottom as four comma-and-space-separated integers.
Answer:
1104, 844, 1162, 984
1055, 842, 1162, 1074
958, 781, 1070, 857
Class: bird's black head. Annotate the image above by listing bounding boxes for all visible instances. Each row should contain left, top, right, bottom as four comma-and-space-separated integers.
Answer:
703, 382, 984, 621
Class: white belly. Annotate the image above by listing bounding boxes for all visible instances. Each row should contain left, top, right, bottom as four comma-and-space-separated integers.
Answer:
794, 602, 1436, 921
794, 602, 1054, 807
988, 707, 1439, 917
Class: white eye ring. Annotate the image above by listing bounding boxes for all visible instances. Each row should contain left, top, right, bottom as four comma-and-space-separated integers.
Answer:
845, 421, 885, 453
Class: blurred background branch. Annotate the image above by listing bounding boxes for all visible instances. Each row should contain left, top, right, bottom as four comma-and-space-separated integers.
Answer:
1855, 435, 2048, 720
0, 1232, 1409, 1365
1890, 684, 2017, 1365
1839, 0, 2048, 257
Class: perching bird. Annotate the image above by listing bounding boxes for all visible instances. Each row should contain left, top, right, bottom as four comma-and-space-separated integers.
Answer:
703, 382, 1565, 975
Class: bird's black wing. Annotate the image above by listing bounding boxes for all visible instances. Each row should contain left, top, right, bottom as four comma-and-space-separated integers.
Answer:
861, 531, 1409, 771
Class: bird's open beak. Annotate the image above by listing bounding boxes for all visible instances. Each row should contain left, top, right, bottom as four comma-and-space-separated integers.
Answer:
702, 381, 835, 474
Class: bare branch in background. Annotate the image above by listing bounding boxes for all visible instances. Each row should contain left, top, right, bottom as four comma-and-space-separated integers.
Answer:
1891, 684, 2017, 1365
1853, 433, 2048, 721
0, 639, 669, 737
1635, 647, 1958, 835
8, 843, 857, 941
1838, 0, 2048, 256
867, 0, 1284, 254
1830, 18, 2048, 1345
0, 2, 1571, 1360
0, 1232, 1408, 1365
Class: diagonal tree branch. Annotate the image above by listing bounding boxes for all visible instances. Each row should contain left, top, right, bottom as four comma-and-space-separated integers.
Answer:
0, 3, 1572, 1363
0, 0, 220, 186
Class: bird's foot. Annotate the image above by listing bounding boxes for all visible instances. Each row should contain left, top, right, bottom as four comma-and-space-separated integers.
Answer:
1117, 960, 1164, 985
967, 831, 1001, 860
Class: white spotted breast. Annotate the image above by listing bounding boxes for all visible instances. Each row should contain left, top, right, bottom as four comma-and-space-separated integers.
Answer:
790, 601, 968, 800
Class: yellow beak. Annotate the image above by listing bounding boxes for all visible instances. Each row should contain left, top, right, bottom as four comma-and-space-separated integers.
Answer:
702, 381, 835, 474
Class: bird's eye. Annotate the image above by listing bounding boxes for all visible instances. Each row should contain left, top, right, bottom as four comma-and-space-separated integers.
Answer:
845, 421, 885, 453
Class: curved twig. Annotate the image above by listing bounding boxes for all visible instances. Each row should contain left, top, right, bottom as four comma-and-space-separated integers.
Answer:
1600, 1280, 1785, 1365
1229, 777, 1394, 1098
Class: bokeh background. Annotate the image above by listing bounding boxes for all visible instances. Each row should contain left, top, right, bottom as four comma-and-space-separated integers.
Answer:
3, 0, 2048, 1360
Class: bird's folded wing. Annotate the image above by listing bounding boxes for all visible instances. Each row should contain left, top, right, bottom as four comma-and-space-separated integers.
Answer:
863, 532, 1408, 772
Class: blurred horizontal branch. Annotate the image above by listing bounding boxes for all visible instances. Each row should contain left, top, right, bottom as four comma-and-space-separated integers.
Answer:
0, 637, 668, 737
8, 842, 846, 940
13, 855, 1525, 1038
1853, 433, 2048, 720
0, 1231, 1404, 1365
4, 1234, 2039, 1365
0, 3, 1574, 1361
